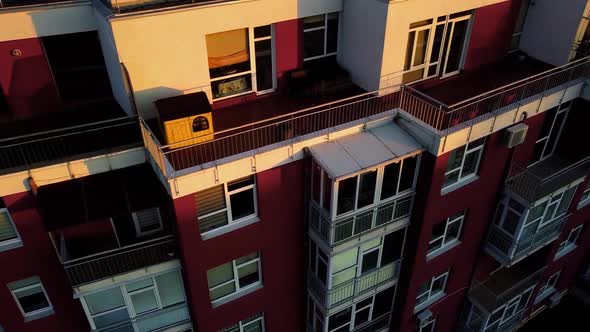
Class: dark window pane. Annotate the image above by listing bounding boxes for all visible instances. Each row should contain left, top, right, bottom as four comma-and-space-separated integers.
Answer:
432, 220, 446, 238
446, 147, 465, 171
430, 24, 445, 61
230, 189, 255, 220
254, 25, 271, 39
444, 19, 469, 74
357, 171, 377, 208
304, 29, 325, 59
502, 209, 520, 235
328, 307, 352, 331
317, 258, 328, 285
539, 108, 557, 139
381, 162, 400, 199
310, 240, 317, 273
323, 174, 332, 211
404, 31, 416, 70
543, 111, 566, 159
361, 250, 379, 274
373, 286, 395, 317
381, 229, 404, 264
399, 156, 417, 192
312, 163, 321, 204
304, 15, 325, 29
228, 176, 255, 191
354, 307, 370, 327
255, 40, 273, 91
462, 150, 481, 177
211, 74, 252, 99
17, 290, 49, 313
326, 13, 339, 53
337, 177, 357, 215
530, 141, 545, 164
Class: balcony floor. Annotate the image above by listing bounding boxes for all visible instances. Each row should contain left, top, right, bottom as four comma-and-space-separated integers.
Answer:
414, 56, 553, 106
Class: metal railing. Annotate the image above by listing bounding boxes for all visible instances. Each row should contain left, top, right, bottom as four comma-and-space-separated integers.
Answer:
309, 194, 413, 246
309, 260, 400, 309
486, 215, 568, 263
62, 236, 177, 286
0, 0, 77, 8
100, 0, 237, 14
506, 156, 590, 202
0, 116, 141, 175
140, 57, 590, 178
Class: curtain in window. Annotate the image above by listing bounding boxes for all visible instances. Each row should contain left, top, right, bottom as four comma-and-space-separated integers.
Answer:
206, 29, 250, 69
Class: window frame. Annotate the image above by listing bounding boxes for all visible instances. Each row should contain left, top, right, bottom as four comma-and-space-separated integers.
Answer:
427, 211, 465, 258
220, 312, 265, 332
303, 12, 340, 62
415, 271, 449, 311
483, 286, 534, 331
132, 207, 163, 237
9, 279, 54, 321
419, 317, 436, 332
578, 180, 590, 209
530, 103, 570, 166
555, 225, 583, 259
207, 252, 262, 306
442, 138, 486, 191
0, 207, 23, 252
326, 286, 395, 331
207, 25, 276, 101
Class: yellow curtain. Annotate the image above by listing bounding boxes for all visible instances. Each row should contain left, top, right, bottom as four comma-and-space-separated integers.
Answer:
206, 28, 249, 69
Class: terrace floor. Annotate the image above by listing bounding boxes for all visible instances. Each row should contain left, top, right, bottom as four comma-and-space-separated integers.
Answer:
414, 55, 553, 106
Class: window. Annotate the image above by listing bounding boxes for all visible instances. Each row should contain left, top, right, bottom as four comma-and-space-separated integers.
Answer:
303, 13, 339, 61
420, 318, 436, 332
403, 11, 472, 83
0, 207, 22, 252
483, 287, 533, 331
578, 180, 590, 208
555, 225, 583, 259
196, 176, 258, 237
221, 313, 265, 332
530, 102, 570, 165
536, 271, 560, 302
81, 270, 188, 331
510, 0, 530, 51
427, 211, 465, 257
327, 286, 395, 331
520, 186, 576, 239
207, 26, 275, 100
308, 297, 326, 332
415, 271, 449, 311
310, 239, 329, 286
8, 277, 53, 321
443, 138, 485, 189
132, 207, 163, 237
207, 252, 261, 304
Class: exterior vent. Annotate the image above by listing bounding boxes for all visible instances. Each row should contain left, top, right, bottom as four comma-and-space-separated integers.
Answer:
502, 123, 529, 148
548, 293, 562, 308
417, 309, 433, 324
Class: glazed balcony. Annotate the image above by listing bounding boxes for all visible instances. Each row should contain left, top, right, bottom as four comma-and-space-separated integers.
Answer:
141, 56, 590, 181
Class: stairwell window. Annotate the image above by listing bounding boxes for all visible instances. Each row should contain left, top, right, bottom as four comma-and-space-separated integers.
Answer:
207, 252, 262, 306
443, 138, 485, 191
303, 13, 339, 61
415, 271, 449, 312
427, 211, 465, 258
0, 207, 22, 252
8, 277, 54, 322
196, 176, 258, 239
221, 312, 265, 332
555, 225, 583, 259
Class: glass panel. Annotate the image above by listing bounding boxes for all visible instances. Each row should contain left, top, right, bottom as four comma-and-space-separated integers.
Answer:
402, 68, 425, 83
207, 29, 251, 79
431, 24, 445, 62
332, 267, 356, 287
337, 177, 357, 215
85, 288, 126, 315
237, 261, 259, 288
543, 111, 566, 159
304, 15, 325, 30
228, 176, 255, 191
255, 39, 273, 91
326, 13, 339, 54
404, 31, 416, 70
539, 108, 557, 139
556, 187, 576, 216
210, 282, 235, 301
444, 19, 469, 74
0, 211, 17, 241
254, 25, 271, 39
373, 286, 395, 317
445, 218, 461, 242
332, 248, 358, 273
230, 188, 255, 220
126, 277, 154, 293
130, 290, 158, 315
207, 263, 234, 288
317, 257, 328, 285
431, 274, 446, 293
502, 209, 521, 236
15, 286, 49, 313
354, 307, 371, 327
328, 307, 352, 331
381, 162, 400, 199
243, 319, 263, 332
236, 252, 259, 265
155, 271, 184, 307
93, 308, 130, 329
399, 156, 417, 192
334, 220, 353, 242
361, 250, 379, 274
357, 170, 377, 209
526, 201, 547, 224
304, 29, 325, 59
323, 174, 332, 211
312, 163, 321, 204
413, 29, 430, 66
446, 147, 465, 171
443, 169, 460, 186
211, 74, 253, 99
137, 305, 190, 332
462, 150, 480, 177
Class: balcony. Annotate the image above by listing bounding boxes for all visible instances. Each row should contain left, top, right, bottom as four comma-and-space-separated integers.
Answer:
309, 260, 401, 310
141, 56, 590, 180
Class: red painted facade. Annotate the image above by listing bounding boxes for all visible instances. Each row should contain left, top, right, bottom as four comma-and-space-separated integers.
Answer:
173, 160, 306, 332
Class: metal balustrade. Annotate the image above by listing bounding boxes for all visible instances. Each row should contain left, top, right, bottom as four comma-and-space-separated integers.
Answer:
309, 194, 413, 247
0, 0, 76, 8
308, 260, 400, 309
486, 215, 567, 264
139, 57, 590, 178
98, 0, 237, 14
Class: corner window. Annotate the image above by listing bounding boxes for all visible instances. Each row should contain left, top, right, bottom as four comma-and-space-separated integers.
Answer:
0, 207, 22, 252
578, 181, 590, 208
555, 225, 583, 258
196, 176, 258, 237
303, 13, 339, 61
415, 271, 449, 310
221, 312, 265, 332
427, 211, 465, 256
207, 252, 262, 304
530, 103, 570, 165
443, 138, 485, 189
8, 277, 54, 321
132, 207, 163, 237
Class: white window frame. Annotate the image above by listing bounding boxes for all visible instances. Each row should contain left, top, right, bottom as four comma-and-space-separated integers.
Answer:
555, 225, 583, 259
427, 211, 465, 258
419, 317, 436, 332
208, 252, 262, 306
253, 25, 277, 95
132, 207, 163, 237
221, 312, 265, 332
0, 208, 23, 252
200, 176, 259, 239
303, 13, 339, 61
578, 180, 590, 209
483, 286, 534, 331
535, 271, 561, 303
9, 280, 54, 321
442, 138, 486, 192
208, 25, 276, 101
530, 103, 570, 166
415, 271, 449, 312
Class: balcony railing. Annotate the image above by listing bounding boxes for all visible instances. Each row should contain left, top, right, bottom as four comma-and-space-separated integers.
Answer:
506, 156, 590, 202
309, 260, 401, 309
309, 194, 413, 247
0, 0, 78, 8
486, 215, 568, 264
0, 116, 141, 175
61, 235, 177, 286
98, 0, 237, 14
141, 57, 590, 178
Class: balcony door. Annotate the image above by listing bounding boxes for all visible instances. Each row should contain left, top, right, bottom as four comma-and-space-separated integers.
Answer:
441, 15, 471, 77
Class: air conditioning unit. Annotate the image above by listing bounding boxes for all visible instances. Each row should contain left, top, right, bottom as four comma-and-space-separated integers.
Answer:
503, 123, 529, 148
417, 309, 433, 325
548, 293, 562, 308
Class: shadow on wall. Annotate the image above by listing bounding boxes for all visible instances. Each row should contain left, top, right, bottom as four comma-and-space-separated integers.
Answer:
133, 86, 186, 119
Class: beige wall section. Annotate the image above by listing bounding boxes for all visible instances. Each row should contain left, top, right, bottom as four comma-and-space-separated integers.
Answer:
379, 0, 507, 88
107, 0, 343, 118
0, 1, 96, 42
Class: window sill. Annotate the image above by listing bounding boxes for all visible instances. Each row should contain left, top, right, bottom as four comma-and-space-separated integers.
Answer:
534, 288, 556, 305
211, 282, 263, 308
440, 175, 479, 196
23, 308, 54, 322
414, 291, 446, 313
201, 216, 260, 240
554, 245, 577, 261
577, 199, 590, 210
426, 241, 461, 261
0, 239, 23, 253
